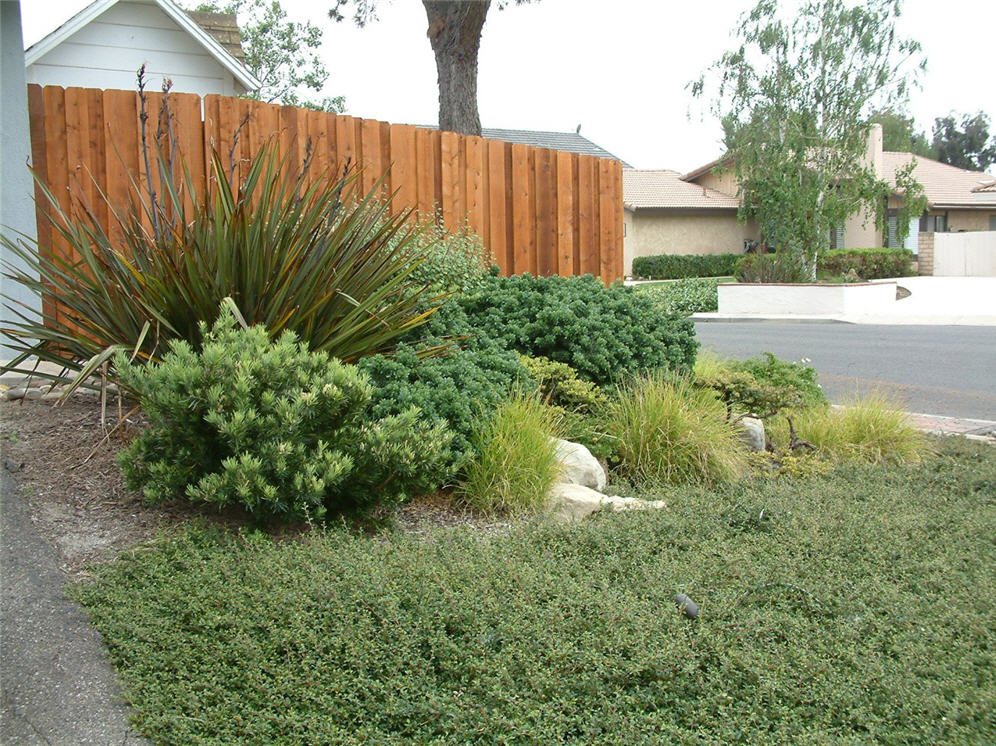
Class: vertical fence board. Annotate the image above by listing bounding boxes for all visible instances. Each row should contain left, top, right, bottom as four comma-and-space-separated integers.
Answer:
389, 124, 418, 216
486, 139, 510, 273
440, 131, 465, 231
170, 92, 203, 215
598, 159, 618, 284
306, 109, 331, 182
360, 118, 385, 198
510, 143, 536, 275
415, 127, 437, 219
534, 148, 557, 276
27, 86, 53, 324
577, 156, 599, 276
464, 135, 487, 243
556, 150, 575, 277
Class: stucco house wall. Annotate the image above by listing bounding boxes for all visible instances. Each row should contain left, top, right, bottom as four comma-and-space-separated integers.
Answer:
948, 210, 996, 232
625, 210, 758, 275
25, 1, 250, 97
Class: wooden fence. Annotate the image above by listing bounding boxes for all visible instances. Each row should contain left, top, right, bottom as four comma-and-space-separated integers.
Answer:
27, 84, 624, 287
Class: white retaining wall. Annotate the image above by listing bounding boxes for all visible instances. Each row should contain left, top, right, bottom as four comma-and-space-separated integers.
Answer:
933, 232, 996, 277
718, 282, 897, 316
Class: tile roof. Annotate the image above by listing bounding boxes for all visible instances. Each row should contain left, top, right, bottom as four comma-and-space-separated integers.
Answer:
883, 152, 996, 209
479, 128, 630, 165
186, 10, 246, 65
623, 169, 740, 210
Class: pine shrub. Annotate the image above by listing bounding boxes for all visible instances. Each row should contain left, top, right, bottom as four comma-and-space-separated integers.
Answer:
117, 308, 454, 520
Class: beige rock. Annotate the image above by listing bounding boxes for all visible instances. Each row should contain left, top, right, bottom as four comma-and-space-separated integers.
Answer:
551, 437, 606, 490
547, 483, 665, 523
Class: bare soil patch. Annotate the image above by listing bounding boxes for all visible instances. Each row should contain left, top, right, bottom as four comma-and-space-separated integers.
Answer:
0, 395, 512, 577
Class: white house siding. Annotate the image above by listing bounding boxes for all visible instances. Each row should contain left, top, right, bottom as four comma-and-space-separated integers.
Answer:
26, 2, 244, 97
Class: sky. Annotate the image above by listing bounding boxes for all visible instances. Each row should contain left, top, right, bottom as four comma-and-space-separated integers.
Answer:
20, 0, 996, 174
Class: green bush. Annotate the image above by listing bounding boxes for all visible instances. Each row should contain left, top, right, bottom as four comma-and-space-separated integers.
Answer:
818, 248, 914, 280
604, 373, 747, 487
117, 309, 453, 520
635, 277, 722, 316
735, 250, 809, 283
632, 253, 742, 279
459, 393, 562, 514
456, 273, 698, 387
358, 342, 531, 483
695, 350, 822, 419
1, 139, 435, 391
401, 216, 492, 293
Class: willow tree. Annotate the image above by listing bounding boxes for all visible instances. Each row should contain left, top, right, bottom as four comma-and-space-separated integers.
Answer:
692, 0, 927, 278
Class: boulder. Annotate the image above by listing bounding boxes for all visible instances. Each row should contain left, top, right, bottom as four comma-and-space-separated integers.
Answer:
737, 416, 766, 452
551, 437, 606, 491
547, 483, 665, 523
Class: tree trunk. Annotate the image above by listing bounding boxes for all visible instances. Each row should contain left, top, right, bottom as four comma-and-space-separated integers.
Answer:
423, 0, 490, 136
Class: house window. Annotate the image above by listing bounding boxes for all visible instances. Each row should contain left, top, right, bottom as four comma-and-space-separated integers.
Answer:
990, 215, 996, 231
918, 214, 948, 233
885, 211, 899, 248
829, 224, 845, 249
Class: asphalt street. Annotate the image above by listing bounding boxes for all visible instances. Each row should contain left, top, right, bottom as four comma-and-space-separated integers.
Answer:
694, 321, 996, 420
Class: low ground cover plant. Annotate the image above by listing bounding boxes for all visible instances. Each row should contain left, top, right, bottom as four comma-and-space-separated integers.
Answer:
635, 277, 723, 317
117, 309, 452, 520
74, 437, 996, 743
457, 272, 698, 387
604, 373, 747, 487
818, 248, 914, 280
632, 253, 741, 279
458, 392, 562, 514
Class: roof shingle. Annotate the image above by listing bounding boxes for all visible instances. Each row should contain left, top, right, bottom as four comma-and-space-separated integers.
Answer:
623, 169, 740, 210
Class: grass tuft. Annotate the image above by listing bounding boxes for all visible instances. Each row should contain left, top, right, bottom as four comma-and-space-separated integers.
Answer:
458, 393, 562, 514
605, 373, 747, 486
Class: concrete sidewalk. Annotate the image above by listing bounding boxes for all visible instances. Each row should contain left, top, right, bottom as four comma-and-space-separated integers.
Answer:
1, 471, 147, 745
694, 276, 996, 325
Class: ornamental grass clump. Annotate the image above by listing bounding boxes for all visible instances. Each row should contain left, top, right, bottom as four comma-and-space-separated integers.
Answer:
458, 393, 562, 515
1, 113, 437, 390
779, 392, 930, 465
116, 305, 453, 521
606, 373, 748, 487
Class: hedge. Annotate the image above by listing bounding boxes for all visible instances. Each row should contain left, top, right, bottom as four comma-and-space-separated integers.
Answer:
632, 253, 742, 279
818, 248, 915, 280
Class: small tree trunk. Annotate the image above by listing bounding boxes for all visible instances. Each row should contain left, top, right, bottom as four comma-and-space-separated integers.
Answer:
423, 0, 490, 136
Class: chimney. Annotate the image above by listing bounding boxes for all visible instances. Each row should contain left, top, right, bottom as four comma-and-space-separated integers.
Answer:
866, 123, 884, 178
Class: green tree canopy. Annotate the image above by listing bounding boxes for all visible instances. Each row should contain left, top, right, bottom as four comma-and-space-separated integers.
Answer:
869, 109, 933, 158
931, 112, 996, 171
693, 0, 927, 278
192, 0, 344, 111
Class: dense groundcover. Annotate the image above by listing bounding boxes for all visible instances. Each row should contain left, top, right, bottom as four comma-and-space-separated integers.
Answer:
74, 438, 996, 745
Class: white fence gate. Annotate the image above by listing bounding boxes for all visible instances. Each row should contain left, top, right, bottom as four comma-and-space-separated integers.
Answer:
933, 231, 996, 277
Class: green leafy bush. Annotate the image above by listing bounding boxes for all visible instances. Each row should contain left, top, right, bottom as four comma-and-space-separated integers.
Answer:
818, 248, 914, 280
458, 393, 562, 514
604, 373, 747, 486
358, 342, 531, 483
403, 218, 493, 292
635, 277, 722, 316
735, 250, 809, 283
731, 352, 826, 409
456, 273, 698, 387
632, 253, 742, 279
117, 309, 453, 520
1, 139, 435, 391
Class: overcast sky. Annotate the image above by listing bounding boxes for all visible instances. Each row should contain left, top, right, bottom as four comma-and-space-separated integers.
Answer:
21, 0, 996, 173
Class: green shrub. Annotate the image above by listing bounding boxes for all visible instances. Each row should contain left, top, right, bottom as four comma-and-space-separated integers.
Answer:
731, 352, 826, 409
604, 373, 747, 487
632, 253, 742, 279
774, 393, 930, 464
1, 140, 435, 391
635, 277, 722, 316
117, 308, 453, 520
456, 273, 698, 387
358, 342, 531, 483
458, 393, 562, 514
735, 250, 809, 283
695, 351, 822, 419
818, 248, 914, 280
401, 216, 492, 292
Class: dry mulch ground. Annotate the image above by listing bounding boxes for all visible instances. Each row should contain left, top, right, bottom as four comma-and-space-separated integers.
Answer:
1, 394, 511, 577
